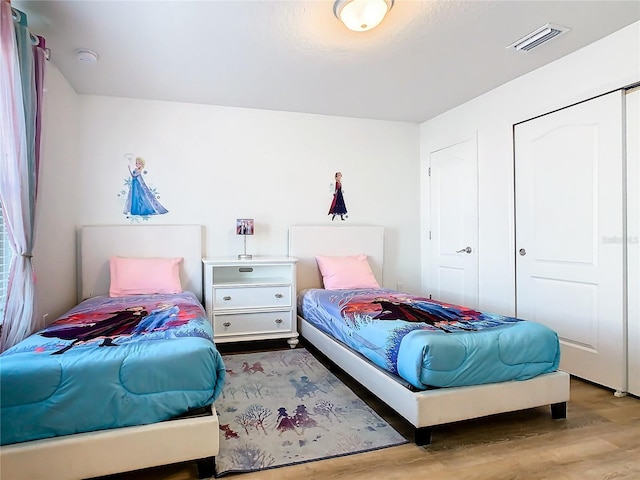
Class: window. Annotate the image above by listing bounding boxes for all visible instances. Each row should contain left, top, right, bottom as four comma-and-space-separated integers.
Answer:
0, 207, 12, 324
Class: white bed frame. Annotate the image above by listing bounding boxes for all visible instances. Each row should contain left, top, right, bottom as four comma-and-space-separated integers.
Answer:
1, 225, 219, 480
289, 225, 570, 445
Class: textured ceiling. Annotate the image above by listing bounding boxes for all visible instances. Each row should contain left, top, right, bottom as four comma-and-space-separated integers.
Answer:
14, 0, 640, 123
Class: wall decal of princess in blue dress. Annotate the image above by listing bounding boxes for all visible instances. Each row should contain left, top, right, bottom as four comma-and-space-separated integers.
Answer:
121, 156, 168, 219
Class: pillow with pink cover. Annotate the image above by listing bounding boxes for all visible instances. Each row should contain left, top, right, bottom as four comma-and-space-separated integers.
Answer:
315, 254, 380, 290
109, 256, 183, 297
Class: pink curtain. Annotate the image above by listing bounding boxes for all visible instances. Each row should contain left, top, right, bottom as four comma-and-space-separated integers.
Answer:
0, 0, 46, 351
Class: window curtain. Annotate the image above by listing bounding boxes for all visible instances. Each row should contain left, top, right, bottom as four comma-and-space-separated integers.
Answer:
0, 0, 46, 352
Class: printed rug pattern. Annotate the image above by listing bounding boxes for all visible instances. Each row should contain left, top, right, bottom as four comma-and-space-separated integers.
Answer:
214, 348, 407, 477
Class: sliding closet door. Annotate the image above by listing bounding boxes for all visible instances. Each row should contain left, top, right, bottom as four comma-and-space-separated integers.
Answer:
428, 138, 478, 308
627, 87, 640, 397
515, 90, 625, 392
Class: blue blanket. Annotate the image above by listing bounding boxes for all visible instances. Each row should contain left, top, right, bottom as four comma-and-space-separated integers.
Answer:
299, 288, 560, 390
0, 292, 225, 445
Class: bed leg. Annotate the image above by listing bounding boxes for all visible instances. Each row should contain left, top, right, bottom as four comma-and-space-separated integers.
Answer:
551, 402, 567, 419
414, 426, 432, 446
196, 457, 215, 479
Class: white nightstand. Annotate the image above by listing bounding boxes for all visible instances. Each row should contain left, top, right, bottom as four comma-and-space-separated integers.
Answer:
202, 256, 299, 348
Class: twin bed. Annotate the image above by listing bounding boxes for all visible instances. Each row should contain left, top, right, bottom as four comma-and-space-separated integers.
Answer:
289, 225, 570, 445
0, 225, 225, 480
0, 223, 570, 480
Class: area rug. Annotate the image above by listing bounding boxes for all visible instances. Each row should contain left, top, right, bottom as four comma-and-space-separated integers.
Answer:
213, 348, 407, 477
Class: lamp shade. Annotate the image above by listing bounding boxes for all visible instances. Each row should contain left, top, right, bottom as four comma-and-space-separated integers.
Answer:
236, 219, 254, 235
334, 0, 393, 32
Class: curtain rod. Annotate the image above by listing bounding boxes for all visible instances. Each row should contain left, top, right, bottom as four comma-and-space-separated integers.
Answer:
11, 6, 50, 60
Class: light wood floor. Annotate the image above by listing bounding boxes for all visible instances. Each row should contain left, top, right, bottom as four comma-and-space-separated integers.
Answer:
109, 345, 640, 480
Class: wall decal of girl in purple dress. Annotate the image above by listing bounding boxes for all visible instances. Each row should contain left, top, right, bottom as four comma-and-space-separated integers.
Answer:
121, 155, 168, 219
328, 171, 347, 221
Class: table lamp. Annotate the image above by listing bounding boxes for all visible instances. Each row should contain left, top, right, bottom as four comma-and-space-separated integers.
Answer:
236, 219, 254, 260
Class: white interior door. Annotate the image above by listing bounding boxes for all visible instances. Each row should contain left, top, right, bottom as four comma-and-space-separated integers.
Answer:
428, 138, 478, 308
515, 91, 625, 392
626, 87, 640, 397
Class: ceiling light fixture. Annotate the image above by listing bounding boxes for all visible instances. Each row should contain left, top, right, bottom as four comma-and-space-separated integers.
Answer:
333, 0, 394, 32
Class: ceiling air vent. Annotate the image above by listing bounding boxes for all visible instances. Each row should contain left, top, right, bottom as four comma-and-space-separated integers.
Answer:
507, 23, 570, 52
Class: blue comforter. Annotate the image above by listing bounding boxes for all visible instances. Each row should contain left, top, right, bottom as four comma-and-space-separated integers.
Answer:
0, 292, 225, 445
299, 288, 560, 390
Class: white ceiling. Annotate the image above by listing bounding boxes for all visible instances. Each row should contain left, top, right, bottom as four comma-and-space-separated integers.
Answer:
13, 0, 640, 123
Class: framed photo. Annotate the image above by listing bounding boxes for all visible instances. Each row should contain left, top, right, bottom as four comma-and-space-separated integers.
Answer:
236, 218, 254, 235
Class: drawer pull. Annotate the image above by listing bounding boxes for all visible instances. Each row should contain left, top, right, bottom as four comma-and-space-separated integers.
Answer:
239, 267, 253, 273
275, 293, 283, 299
223, 322, 231, 327
275, 318, 283, 324
223, 296, 232, 301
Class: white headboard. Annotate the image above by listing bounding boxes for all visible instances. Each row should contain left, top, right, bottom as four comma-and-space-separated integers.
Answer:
288, 225, 384, 292
80, 225, 204, 302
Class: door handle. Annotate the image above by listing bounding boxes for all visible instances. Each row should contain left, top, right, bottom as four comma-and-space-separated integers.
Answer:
456, 247, 472, 254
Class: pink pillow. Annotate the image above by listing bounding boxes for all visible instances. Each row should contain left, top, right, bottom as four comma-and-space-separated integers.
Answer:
109, 256, 183, 297
315, 254, 380, 290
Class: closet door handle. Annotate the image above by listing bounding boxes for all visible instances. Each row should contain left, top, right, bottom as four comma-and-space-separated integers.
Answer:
456, 247, 472, 254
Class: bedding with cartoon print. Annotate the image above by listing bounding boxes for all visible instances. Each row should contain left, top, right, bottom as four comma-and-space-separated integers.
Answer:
0, 291, 225, 445
299, 288, 560, 390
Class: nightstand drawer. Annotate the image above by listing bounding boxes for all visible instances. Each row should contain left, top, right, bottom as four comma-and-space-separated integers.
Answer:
213, 311, 293, 336
213, 285, 291, 309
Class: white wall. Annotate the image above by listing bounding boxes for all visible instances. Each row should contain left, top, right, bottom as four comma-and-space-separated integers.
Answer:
420, 21, 640, 316
72, 97, 421, 296
33, 67, 422, 326
33, 63, 79, 326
